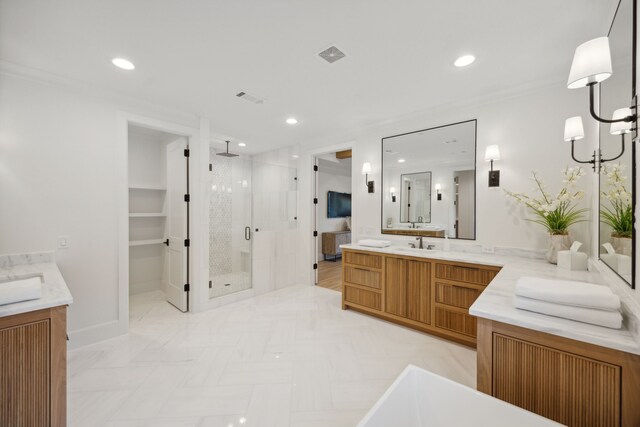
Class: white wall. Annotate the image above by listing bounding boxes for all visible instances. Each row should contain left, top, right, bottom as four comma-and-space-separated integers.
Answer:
0, 70, 199, 346
317, 159, 351, 261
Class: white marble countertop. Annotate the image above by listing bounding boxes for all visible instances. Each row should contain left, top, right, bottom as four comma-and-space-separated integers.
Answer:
0, 252, 73, 317
341, 244, 640, 356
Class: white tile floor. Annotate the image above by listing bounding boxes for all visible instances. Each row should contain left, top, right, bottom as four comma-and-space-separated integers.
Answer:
68, 286, 476, 427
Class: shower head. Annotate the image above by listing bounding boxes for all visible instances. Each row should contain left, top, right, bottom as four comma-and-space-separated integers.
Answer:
217, 140, 239, 157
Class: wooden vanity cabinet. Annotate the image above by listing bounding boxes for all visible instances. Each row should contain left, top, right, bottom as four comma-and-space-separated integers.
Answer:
342, 251, 383, 311
385, 257, 431, 325
477, 318, 640, 427
342, 248, 500, 347
0, 305, 67, 427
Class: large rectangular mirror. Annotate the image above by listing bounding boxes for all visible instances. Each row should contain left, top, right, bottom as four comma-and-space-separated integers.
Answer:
382, 120, 476, 239
598, 0, 636, 288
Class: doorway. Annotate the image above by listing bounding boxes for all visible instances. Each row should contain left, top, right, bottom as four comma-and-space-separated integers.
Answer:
127, 124, 190, 315
313, 149, 352, 292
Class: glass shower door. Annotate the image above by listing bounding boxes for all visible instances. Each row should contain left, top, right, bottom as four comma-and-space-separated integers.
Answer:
208, 146, 252, 298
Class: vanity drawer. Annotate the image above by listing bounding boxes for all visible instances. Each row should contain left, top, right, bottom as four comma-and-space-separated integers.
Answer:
344, 251, 382, 269
344, 286, 381, 311
434, 307, 477, 337
435, 263, 499, 286
344, 266, 381, 289
435, 281, 482, 310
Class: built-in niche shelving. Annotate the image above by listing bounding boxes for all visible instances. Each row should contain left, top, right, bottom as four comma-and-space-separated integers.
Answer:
127, 127, 172, 296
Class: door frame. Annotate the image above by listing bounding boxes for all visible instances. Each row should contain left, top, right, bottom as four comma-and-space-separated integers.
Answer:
116, 112, 201, 335
309, 143, 354, 285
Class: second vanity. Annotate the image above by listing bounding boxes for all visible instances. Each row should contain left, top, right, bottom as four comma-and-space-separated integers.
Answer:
341, 243, 640, 426
341, 244, 501, 347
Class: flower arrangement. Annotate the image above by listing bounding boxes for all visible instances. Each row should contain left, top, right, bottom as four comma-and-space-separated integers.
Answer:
505, 167, 588, 235
600, 163, 632, 238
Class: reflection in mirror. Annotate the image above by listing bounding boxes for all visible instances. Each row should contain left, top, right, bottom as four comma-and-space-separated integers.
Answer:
400, 172, 432, 223
598, 0, 635, 287
382, 120, 476, 239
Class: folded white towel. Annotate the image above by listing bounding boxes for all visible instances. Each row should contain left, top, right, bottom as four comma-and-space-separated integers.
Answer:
0, 277, 43, 306
515, 276, 620, 311
358, 239, 391, 248
514, 296, 622, 329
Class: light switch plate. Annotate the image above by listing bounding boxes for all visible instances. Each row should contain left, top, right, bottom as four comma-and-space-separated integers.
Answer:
57, 235, 69, 249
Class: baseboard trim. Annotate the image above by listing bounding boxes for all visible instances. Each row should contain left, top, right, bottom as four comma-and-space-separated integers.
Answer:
67, 320, 123, 350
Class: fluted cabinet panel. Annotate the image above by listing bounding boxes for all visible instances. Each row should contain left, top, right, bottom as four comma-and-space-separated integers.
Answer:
493, 333, 620, 427
0, 320, 50, 427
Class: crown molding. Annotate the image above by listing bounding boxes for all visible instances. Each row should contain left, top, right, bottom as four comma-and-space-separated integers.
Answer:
0, 60, 200, 128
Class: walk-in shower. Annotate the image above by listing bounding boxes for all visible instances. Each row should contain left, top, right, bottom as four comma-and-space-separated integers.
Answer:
208, 144, 252, 298
208, 142, 299, 299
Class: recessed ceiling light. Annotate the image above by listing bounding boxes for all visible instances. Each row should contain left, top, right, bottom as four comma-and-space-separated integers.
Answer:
286, 117, 298, 125
238, 142, 246, 147
112, 58, 135, 70
398, 159, 406, 163
292, 154, 299, 158
454, 55, 475, 67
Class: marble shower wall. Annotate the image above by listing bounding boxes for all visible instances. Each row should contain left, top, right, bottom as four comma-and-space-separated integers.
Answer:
251, 146, 303, 294
209, 147, 232, 277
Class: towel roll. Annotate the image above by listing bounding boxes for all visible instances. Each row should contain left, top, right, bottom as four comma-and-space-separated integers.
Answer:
514, 296, 622, 329
515, 276, 620, 311
0, 277, 43, 306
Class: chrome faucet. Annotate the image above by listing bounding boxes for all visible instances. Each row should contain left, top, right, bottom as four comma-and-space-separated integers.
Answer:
415, 236, 424, 249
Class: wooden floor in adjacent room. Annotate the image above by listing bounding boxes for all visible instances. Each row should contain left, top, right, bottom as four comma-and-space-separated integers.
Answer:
317, 259, 343, 292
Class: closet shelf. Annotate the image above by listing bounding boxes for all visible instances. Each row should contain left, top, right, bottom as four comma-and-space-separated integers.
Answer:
128, 185, 166, 191
129, 239, 166, 247
129, 213, 166, 218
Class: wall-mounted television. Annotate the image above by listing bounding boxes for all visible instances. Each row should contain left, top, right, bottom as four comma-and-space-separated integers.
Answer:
327, 191, 351, 218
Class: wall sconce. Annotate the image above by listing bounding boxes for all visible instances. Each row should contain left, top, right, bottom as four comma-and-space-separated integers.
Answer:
484, 145, 501, 187
362, 162, 374, 193
389, 186, 396, 202
564, 113, 630, 172
435, 183, 442, 200
565, 36, 636, 171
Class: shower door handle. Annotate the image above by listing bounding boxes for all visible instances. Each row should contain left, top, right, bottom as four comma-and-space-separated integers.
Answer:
245, 226, 251, 240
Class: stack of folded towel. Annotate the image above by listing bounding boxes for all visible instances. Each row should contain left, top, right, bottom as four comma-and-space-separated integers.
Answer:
358, 239, 392, 248
514, 276, 622, 329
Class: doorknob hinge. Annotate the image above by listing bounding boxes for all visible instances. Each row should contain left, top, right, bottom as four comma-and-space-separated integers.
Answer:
184, 148, 190, 157
184, 283, 190, 292
313, 198, 318, 204
184, 194, 190, 202
313, 263, 318, 270
184, 239, 190, 247
313, 165, 318, 172
313, 231, 318, 237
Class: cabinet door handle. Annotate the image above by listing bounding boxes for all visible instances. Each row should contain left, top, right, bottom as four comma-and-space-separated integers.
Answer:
245, 227, 251, 241
164, 239, 169, 246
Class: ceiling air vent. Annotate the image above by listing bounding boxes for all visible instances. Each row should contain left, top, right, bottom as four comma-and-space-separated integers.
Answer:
236, 91, 265, 104
319, 46, 346, 63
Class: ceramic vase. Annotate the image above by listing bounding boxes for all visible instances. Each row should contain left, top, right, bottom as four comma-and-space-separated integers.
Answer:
612, 236, 632, 256
547, 233, 571, 264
